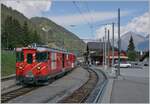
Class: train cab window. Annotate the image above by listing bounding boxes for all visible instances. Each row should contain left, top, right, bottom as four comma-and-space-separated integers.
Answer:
36, 52, 48, 62
16, 52, 24, 62
27, 54, 33, 64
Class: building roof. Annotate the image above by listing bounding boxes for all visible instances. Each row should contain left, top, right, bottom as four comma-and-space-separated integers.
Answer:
87, 42, 111, 51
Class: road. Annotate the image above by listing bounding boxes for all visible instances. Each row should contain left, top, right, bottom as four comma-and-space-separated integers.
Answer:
110, 66, 149, 103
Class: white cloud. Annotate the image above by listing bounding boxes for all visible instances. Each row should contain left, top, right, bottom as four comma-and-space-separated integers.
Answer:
96, 12, 150, 39
1, 0, 52, 18
126, 12, 150, 34
49, 10, 131, 26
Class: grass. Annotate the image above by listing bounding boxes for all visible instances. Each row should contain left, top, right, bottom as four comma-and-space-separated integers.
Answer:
1, 50, 16, 77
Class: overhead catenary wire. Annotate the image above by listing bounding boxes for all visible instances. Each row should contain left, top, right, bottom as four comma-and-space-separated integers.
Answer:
73, 1, 91, 26
84, 2, 94, 37
73, 1, 94, 37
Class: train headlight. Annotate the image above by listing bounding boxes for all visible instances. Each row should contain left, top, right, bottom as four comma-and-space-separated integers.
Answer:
19, 66, 23, 69
37, 66, 41, 70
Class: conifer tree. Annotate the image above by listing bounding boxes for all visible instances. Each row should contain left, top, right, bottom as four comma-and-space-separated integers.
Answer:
2, 16, 14, 49
22, 21, 31, 46
127, 36, 137, 61
127, 36, 135, 51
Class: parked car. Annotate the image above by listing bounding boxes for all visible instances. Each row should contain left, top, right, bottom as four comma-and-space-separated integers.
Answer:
114, 62, 132, 68
143, 62, 149, 66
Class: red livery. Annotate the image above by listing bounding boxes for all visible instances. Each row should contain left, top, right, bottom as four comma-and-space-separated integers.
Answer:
16, 44, 76, 85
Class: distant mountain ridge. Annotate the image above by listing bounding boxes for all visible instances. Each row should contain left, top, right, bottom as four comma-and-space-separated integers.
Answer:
1, 4, 86, 54
121, 31, 149, 51
137, 34, 149, 51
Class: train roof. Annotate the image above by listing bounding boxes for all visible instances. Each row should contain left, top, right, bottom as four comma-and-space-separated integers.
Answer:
16, 46, 74, 54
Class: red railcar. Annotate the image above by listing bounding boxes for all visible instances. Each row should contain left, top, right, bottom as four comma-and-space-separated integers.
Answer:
16, 45, 76, 84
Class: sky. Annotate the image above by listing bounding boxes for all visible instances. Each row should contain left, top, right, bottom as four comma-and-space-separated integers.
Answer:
1, 0, 149, 40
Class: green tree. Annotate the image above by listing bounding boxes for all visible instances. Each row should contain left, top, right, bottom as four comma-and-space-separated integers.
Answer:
12, 19, 23, 47
22, 21, 31, 46
2, 16, 15, 50
30, 30, 41, 44
127, 36, 137, 61
2, 16, 42, 49
2, 16, 25, 49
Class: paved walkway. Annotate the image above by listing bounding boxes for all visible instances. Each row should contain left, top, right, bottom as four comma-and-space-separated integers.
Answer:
96, 66, 149, 103
1, 78, 16, 91
110, 67, 149, 103
111, 76, 149, 103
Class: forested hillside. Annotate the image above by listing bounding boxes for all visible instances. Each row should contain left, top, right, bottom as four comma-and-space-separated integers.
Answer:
1, 4, 86, 54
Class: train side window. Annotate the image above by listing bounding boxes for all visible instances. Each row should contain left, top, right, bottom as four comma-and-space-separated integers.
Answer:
66, 54, 68, 60
16, 52, 24, 62
36, 52, 48, 62
51, 52, 56, 69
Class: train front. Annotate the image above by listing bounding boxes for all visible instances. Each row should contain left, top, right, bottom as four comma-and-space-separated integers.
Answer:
16, 47, 49, 84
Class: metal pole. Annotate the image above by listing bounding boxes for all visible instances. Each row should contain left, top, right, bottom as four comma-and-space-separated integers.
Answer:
103, 37, 105, 66
112, 23, 115, 66
104, 28, 107, 66
118, 8, 121, 76
107, 30, 110, 67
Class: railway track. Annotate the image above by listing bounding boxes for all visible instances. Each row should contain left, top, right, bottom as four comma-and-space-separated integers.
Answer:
85, 66, 108, 103
1, 75, 19, 93
1, 68, 75, 103
2, 66, 107, 103
59, 66, 108, 103
1, 86, 38, 103
1, 74, 16, 82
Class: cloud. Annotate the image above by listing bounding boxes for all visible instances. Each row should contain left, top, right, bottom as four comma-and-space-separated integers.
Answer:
49, 10, 131, 26
1, 0, 52, 18
126, 12, 150, 34
96, 12, 150, 39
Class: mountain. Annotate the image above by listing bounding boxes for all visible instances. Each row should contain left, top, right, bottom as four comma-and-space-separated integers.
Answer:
30, 17, 86, 53
137, 34, 149, 51
1, 4, 36, 31
121, 31, 146, 51
137, 39, 149, 51
1, 4, 86, 55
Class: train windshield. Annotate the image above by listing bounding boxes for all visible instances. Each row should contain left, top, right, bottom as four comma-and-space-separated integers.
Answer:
16, 52, 24, 62
27, 54, 33, 64
36, 52, 48, 62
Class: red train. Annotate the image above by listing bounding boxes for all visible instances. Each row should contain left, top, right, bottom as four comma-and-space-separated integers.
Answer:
16, 44, 76, 85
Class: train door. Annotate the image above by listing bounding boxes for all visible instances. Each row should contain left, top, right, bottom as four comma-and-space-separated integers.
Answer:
62, 53, 65, 68
22, 49, 36, 76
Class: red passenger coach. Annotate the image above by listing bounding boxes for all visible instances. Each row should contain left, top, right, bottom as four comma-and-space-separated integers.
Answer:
16, 45, 76, 85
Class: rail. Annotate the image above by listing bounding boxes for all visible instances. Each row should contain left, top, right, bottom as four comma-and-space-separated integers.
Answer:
1, 74, 16, 81
85, 66, 108, 103
59, 65, 108, 103
58, 65, 98, 103
1, 67, 76, 103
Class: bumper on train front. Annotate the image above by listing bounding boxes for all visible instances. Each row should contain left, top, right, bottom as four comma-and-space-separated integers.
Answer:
16, 75, 49, 84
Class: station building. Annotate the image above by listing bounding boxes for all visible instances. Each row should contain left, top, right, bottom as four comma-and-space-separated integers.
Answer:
86, 42, 128, 65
